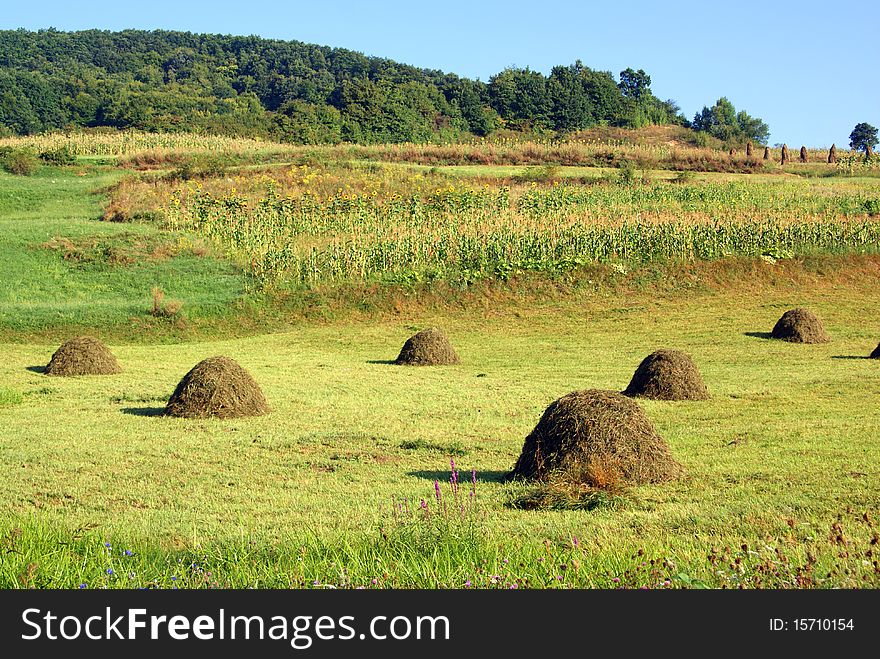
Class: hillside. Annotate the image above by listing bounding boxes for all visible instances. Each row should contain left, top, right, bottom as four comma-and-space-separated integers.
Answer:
0, 28, 689, 142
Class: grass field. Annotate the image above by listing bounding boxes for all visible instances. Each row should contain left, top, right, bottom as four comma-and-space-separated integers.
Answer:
0, 136, 878, 589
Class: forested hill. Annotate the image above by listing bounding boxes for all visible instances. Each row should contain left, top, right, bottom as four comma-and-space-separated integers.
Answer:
0, 28, 691, 143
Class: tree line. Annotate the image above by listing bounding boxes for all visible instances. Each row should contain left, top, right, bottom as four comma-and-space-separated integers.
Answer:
0, 28, 769, 145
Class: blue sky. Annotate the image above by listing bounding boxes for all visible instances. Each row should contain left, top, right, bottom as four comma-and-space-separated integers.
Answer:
3, 0, 878, 147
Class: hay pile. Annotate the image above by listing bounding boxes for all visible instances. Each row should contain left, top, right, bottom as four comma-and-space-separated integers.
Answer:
870, 342, 880, 359
395, 327, 460, 366
781, 144, 790, 164
763, 146, 771, 160
800, 146, 808, 162
44, 337, 122, 376
623, 349, 710, 401
828, 144, 837, 164
164, 356, 269, 419
510, 389, 681, 487
770, 308, 830, 344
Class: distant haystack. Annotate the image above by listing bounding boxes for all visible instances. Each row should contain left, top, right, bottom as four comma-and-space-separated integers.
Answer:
828, 144, 837, 164
770, 308, 830, 344
395, 327, 460, 366
763, 146, 771, 160
623, 349, 710, 401
746, 141, 753, 157
44, 337, 122, 377
165, 356, 269, 419
800, 146, 808, 162
510, 389, 681, 486
781, 144, 790, 164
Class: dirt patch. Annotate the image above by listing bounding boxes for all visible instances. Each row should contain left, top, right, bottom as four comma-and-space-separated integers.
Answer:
623, 349, 710, 401
39, 233, 208, 268
44, 337, 122, 376
770, 308, 830, 343
510, 389, 681, 487
165, 356, 269, 419
395, 327, 460, 366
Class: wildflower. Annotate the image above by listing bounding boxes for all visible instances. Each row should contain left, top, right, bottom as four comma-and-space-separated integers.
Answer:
371, 579, 378, 585
572, 536, 579, 549
509, 583, 518, 589
124, 550, 133, 556
104, 542, 111, 548
612, 577, 620, 583
464, 580, 471, 588
78, 583, 87, 589
434, 480, 442, 502
419, 498, 428, 511
106, 569, 113, 575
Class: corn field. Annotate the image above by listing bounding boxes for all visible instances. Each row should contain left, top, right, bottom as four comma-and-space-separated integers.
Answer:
0, 131, 282, 156
166, 179, 880, 287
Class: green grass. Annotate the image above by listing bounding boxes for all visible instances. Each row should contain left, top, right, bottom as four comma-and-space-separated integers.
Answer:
1, 281, 878, 588
0, 168, 248, 335
1, 153, 878, 589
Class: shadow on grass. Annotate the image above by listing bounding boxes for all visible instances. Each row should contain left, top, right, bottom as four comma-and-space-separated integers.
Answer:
744, 332, 774, 340
407, 469, 509, 484
26, 365, 46, 374
121, 407, 165, 417
366, 359, 397, 365
831, 355, 871, 360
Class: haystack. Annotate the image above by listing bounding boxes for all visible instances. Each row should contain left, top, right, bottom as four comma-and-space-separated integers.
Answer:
44, 337, 122, 376
828, 144, 837, 164
623, 349, 709, 401
164, 356, 269, 419
869, 342, 880, 359
510, 389, 681, 487
770, 308, 830, 344
394, 327, 460, 366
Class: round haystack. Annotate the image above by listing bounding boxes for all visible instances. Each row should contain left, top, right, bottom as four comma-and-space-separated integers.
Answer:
44, 336, 122, 376
164, 356, 269, 419
870, 342, 880, 359
770, 308, 830, 344
394, 327, 460, 366
510, 389, 681, 486
623, 349, 710, 401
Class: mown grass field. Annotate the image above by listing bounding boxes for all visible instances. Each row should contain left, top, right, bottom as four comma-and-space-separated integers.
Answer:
0, 136, 878, 589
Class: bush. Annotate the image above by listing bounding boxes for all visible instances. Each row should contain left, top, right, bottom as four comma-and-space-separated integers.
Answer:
0, 147, 39, 175
38, 146, 76, 166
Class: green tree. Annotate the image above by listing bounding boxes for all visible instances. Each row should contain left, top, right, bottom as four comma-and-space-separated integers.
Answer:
618, 68, 651, 100
692, 97, 768, 144
849, 122, 878, 153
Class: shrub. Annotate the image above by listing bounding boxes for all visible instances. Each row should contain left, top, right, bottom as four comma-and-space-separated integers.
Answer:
0, 148, 39, 175
38, 146, 76, 166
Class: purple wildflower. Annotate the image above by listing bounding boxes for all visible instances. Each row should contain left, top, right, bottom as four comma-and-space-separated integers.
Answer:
78, 583, 87, 589
419, 498, 428, 511
572, 536, 579, 549
106, 568, 113, 575
124, 549, 133, 556
434, 480, 442, 502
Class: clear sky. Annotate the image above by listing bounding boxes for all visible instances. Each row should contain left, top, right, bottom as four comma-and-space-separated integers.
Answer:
3, 0, 878, 147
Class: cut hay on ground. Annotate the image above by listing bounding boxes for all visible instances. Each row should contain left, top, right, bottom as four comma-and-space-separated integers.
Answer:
770, 308, 830, 344
165, 356, 269, 419
44, 336, 122, 376
510, 389, 681, 487
623, 349, 710, 401
395, 327, 460, 366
